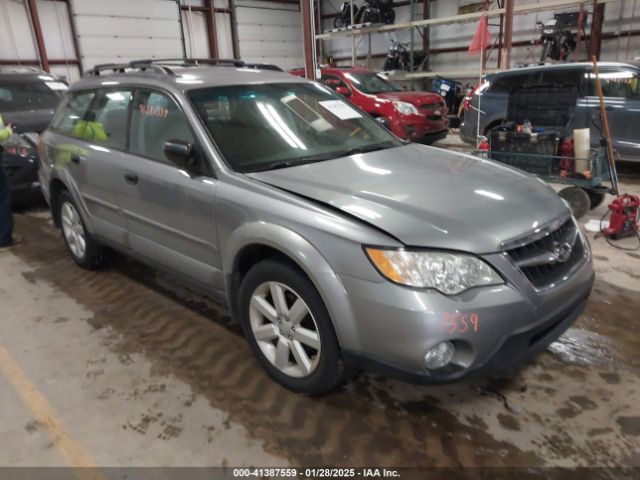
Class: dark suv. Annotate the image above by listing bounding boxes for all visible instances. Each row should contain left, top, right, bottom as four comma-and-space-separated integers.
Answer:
0, 68, 66, 203
460, 62, 640, 163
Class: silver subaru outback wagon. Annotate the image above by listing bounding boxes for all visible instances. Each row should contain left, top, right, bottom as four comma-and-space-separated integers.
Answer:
39, 59, 594, 394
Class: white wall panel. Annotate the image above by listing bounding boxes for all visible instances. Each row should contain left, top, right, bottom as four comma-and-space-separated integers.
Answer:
0, 0, 38, 60
37, 0, 75, 60
182, 10, 210, 58
215, 12, 235, 58
234, 2, 303, 70
71, 0, 179, 18
70, 0, 182, 71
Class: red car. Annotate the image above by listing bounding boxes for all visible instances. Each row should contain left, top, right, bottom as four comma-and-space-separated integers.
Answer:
290, 67, 448, 144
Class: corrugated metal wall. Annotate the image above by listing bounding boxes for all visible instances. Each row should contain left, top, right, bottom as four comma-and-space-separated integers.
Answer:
72, 0, 183, 69
0, 0, 302, 80
235, 0, 303, 69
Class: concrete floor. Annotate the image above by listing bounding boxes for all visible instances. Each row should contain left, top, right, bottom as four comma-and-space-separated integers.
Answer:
1, 138, 639, 471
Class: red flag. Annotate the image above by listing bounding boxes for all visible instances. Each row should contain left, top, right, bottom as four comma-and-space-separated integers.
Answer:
468, 16, 492, 55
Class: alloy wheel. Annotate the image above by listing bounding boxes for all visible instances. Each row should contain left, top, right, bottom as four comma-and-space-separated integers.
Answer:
61, 201, 86, 259
248, 281, 321, 378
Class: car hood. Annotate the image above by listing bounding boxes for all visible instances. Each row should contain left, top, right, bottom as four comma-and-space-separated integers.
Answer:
2, 109, 55, 134
248, 144, 569, 253
375, 91, 442, 107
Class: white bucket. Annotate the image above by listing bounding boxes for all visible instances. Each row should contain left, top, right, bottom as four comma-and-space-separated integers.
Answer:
574, 128, 590, 173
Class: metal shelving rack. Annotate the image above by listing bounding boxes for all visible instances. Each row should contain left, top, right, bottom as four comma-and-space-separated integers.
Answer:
313, 0, 618, 81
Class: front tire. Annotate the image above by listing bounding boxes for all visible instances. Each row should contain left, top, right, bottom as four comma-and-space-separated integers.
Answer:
58, 191, 104, 269
239, 259, 343, 395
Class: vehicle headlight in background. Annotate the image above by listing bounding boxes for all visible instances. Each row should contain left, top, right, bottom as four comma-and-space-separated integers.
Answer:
365, 248, 503, 295
393, 101, 419, 116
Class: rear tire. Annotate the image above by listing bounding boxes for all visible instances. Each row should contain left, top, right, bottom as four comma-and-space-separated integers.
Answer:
586, 188, 606, 210
58, 191, 104, 269
239, 259, 343, 395
559, 186, 590, 219
381, 9, 395, 24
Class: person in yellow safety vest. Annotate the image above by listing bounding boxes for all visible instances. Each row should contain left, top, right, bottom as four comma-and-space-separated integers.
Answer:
0, 113, 24, 249
70, 118, 108, 142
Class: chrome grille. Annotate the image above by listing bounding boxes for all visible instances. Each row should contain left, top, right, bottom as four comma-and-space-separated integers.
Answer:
507, 220, 583, 289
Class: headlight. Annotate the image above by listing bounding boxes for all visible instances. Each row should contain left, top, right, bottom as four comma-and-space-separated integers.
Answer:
365, 248, 503, 295
393, 101, 419, 116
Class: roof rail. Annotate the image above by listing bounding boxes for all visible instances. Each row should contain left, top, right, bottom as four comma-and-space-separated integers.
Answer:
85, 58, 284, 77
244, 63, 283, 72
85, 62, 174, 76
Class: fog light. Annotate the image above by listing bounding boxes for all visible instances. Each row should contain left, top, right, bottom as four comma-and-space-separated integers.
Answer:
424, 341, 455, 370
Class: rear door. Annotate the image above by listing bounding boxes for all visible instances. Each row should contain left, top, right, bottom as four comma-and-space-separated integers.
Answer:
583, 66, 640, 161
122, 88, 221, 288
45, 89, 132, 245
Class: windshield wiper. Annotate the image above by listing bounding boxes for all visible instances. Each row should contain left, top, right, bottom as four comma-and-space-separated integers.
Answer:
251, 158, 326, 172
331, 141, 398, 158
249, 142, 399, 173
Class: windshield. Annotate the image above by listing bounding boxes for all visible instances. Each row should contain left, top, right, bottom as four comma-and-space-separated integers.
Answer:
343, 72, 404, 94
189, 82, 402, 173
0, 81, 63, 112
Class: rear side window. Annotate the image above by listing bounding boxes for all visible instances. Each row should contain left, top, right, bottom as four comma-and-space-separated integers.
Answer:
0, 81, 62, 112
540, 69, 584, 94
82, 89, 133, 149
491, 73, 534, 93
129, 89, 194, 163
585, 68, 640, 99
50, 91, 95, 135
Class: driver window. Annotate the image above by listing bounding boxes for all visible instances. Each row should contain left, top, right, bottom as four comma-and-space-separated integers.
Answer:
129, 89, 195, 163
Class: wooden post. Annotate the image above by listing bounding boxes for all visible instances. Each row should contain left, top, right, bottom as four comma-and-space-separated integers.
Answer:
26, 0, 49, 72
203, 0, 219, 59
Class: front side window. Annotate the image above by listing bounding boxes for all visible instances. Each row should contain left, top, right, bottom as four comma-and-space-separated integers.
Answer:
0, 81, 62, 112
82, 89, 133, 149
189, 82, 401, 173
342, 72, 404, 94
129, 89, 195, 163
50, 91, 96, 136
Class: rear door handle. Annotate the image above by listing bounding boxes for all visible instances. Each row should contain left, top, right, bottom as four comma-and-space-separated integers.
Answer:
70, 154, 85, 164
124, 173, 139, 185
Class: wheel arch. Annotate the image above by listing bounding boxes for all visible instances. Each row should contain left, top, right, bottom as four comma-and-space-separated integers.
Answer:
49, 177, 69, 228
223, 222, 352, 348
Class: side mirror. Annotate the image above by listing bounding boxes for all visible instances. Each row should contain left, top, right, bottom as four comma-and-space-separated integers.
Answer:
336, 86, 351, 97
375, 116, 390, 130
164, 140, 196, 170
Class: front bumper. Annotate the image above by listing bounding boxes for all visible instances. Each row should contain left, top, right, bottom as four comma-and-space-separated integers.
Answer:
336, 242, 594, 383
388, 114, 449, 142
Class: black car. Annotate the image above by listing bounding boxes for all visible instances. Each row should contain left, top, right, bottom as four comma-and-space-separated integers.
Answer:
0, 68, 66, 204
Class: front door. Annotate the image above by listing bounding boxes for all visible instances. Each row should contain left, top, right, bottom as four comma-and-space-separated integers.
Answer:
122, 88, 222, 288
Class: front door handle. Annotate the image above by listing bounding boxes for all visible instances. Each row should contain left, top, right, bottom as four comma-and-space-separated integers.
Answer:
70, 154, 85, 164
124, 173, 139, 185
